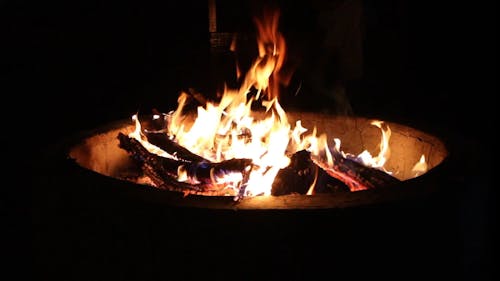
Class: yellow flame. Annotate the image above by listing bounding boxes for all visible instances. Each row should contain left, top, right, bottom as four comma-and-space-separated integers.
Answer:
130, 114, 176, 159
356, 120, 392, 172
159, 9, 295, 196
128, 9, 399, 197
412, 154, 428, 177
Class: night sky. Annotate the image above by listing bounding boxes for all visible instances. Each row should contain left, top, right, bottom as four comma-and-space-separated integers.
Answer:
3, 1, 495, 280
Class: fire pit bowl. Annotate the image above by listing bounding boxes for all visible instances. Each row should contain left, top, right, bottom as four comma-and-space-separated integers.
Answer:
67, 111, 448, 210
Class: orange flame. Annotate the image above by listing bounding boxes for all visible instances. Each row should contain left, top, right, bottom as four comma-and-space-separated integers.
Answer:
252, 8, 287, 100
412, 154, 428, 177
356, 120, 392, 173
128, 8, 423, 197
151, 8, 297, 197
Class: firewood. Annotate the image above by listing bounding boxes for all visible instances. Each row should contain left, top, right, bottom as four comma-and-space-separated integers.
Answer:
311, 151, 401, 191
143, 131, 210, 163
271, 150, 350, 196
271, 150, 315, 195
117, 132, 252, 196
271, 149, 400, 196
118, 130, 400, 198
118, 132, 203, 191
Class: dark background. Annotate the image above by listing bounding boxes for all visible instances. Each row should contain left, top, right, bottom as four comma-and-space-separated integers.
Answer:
3, 0, 496, 144
2, 0, 495, 280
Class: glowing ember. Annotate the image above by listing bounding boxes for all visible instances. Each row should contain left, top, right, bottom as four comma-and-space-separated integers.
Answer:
126, 8, 428, 198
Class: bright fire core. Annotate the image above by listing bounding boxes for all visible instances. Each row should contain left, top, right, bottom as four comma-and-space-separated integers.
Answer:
128, 9, 426, 197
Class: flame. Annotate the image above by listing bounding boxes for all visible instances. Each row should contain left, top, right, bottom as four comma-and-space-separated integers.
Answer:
127, 8, 422, 197
412, 154, 428, 177
129, 114, 176, 159
159, 9, 296, 196
253, 9, 286, 100
355, 120, 392, 173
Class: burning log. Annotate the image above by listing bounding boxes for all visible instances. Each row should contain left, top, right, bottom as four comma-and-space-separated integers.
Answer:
143, 131, 210, 163
271, 148, 401, 196
271, 150, 350, 196
119, 130, 400, 198
135, 109, 210, 163
117, 132, 253, 196
271, 150, 316, 195
311, 151, 401, 192
118, 132, 207, 192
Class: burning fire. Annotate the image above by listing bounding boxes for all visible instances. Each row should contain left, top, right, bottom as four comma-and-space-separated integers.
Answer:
127, 8, 427, 198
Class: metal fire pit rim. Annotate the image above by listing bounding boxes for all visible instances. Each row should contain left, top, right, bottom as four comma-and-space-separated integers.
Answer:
64, 155, 446, 210
61, 112, 450, 210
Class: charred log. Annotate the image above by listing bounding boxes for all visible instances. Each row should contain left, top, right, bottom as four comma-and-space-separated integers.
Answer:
272, 149, 400, 196
311, 151, 401, 191
271, 150, 350, 196
314, 168, 352, 193
143, 131, 210, 163
118, 132, 204, 191
135, 109, 211, 163
182, 158, 253, 185
117, 132, 252, 196
271, 150, 314, 195
118, 130, 400, 198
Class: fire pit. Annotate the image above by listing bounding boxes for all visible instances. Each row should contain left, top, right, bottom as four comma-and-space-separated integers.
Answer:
66, 7, 448, 210
67, 111, 448, 209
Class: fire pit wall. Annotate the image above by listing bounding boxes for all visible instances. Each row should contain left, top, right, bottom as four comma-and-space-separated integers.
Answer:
69, 112, 447, 185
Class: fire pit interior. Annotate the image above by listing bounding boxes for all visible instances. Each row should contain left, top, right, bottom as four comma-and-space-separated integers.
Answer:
68, 112, 448, 209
